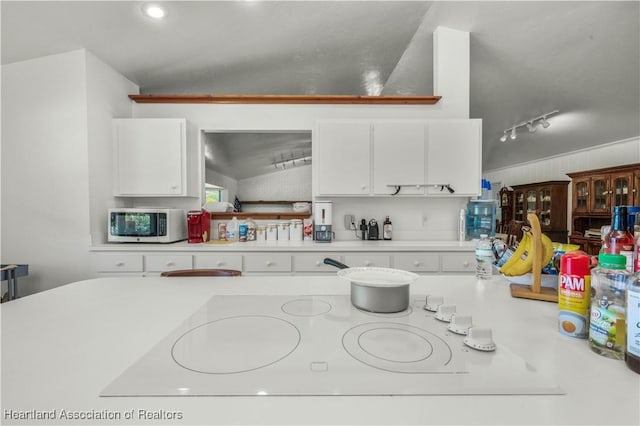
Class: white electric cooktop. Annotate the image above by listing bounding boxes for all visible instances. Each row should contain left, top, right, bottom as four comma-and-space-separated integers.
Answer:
101, 295, 563, 396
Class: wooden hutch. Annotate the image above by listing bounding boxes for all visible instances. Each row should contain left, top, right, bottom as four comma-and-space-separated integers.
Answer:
510, 181, 569, 243
567, 163, 640, 255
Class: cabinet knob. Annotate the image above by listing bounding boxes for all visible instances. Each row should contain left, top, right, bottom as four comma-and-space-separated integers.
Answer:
166, 261, 175, 267
413, 261, 421, 266
216, 261, 224, 267
266, 261, 273, 267
462, 261, 470, 267
361, 185, 367, 190
315, 261, 321, 266
115, 261, 125, 267
364, 260, 372, 266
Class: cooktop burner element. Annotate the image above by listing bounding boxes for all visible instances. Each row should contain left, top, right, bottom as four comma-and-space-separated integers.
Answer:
171, 316, 300, 374
101, 295, 563, 397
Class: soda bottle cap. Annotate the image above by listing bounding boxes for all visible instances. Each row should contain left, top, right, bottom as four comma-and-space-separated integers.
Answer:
597, 253, 626, 269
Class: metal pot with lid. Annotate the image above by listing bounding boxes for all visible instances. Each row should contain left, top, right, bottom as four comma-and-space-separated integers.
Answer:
323, 258, 418, 313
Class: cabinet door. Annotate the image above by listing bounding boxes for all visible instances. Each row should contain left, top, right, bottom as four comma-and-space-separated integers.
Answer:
514, 191, 525, 221
590, 174, 610, 213
610, 171, 633, 208
372, 122, 425, 195
316, 121, 371, 195
573, 178, 590, 214
526, 189, 538, 216
538, 187, 552, 227
114, 119, 187, 196
425, 119, 481, 196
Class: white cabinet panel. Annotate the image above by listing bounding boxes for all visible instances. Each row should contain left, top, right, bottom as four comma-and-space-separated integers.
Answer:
293, 254, 339, 272
426, 119, 482, 196
316, 121, 371, 195
93, 254, 143, 273
194, 254, 243, 271
373, 122, 426, 195
441, 253, 475, 272
113, 118, 188, 196
343, 254, 390, 268
145, 254, 193, 272
393, 254, 439, 272
244, 254, 292, 272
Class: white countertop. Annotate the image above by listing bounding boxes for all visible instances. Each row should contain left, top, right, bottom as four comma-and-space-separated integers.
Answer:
2, 275, 638, 425
91, 240, 476, 252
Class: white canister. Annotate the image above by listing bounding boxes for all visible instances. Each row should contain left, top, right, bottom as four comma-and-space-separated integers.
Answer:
256, 226, 266, 243
266, 224, 278, 241
290, 219, 303, 241
277, 221, 290, 241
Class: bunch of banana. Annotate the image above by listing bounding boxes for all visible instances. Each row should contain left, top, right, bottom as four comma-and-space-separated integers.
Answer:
500, 231, 554, 276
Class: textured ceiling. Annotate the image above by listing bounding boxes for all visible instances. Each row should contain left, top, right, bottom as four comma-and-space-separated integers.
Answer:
2, 1, 639, 171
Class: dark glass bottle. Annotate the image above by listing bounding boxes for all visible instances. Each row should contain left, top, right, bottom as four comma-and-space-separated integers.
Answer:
383, 216, 392, 240
603, 206, 634, 272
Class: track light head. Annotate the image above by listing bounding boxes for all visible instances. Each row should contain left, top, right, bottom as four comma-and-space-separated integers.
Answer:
510, 127, 517, 140
500, 131, 507, 142
540, 116, 551, 128
526, 121, 537, 133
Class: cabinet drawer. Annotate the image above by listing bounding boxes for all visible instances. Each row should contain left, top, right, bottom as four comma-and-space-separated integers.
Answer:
145, 254, 193, 272
441, 253, 475, 273
194, 254, 243, 270
393, 254, 439, 272
93, 254, 143, 273
244, 254, 292, 272
294, 254, 339, 272
343, 254, 390, 268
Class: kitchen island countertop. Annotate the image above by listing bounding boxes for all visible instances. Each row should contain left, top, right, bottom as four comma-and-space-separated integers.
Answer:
91, 239, 476, 252
1, 275, 638, 425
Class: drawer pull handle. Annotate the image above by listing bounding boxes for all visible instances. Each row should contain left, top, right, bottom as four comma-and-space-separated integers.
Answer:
115, 261, 125, 267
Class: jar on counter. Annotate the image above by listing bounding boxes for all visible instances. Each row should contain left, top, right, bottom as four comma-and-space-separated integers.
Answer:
277, 221, 290, 241
589, 253, 631, 360
256, 226, 266, 243
266, 223, 278, 242
627, 274, 640, 373
238, 222, 248, 242
290, 219, 303, 241
246, 218, 256, 241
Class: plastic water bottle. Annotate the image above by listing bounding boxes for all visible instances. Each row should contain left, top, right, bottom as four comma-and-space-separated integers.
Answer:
475, 234, 493, 279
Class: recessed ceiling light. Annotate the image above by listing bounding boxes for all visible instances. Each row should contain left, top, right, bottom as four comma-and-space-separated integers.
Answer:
141, 3, 167, 19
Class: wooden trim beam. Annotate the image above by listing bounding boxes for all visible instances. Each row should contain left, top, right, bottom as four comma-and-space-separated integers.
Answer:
128, 94, 442, 105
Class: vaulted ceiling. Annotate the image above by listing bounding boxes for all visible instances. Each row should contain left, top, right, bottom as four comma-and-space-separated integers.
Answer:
2, 1, 639, 171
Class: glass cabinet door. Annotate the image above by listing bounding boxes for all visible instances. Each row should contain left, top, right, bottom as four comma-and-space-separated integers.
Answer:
611, 173, 632, 207
539, 188, 552, 226
514, 191, 525, 221
526, 190, 537, 215
574, 180, 589, 213
591, 175, 610, 213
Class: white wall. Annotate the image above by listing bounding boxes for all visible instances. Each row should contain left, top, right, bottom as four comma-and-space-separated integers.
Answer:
238, 165, 312, 201
1, 49, 137, 296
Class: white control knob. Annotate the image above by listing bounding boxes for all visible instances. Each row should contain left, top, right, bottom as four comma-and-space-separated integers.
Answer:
423, 295, 444, 312
434, 304, 456, 322
463, 327, 497, 352
447, 314, 473, 335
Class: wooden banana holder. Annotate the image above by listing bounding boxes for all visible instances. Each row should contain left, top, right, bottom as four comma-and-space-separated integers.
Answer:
509, 213, 558, 302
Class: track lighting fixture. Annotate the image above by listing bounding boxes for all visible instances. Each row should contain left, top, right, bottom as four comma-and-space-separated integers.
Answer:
498, 110, 559, 142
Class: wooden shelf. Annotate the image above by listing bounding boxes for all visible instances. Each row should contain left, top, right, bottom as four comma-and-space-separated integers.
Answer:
210, 212, 311, 220
128, 94, 442, 105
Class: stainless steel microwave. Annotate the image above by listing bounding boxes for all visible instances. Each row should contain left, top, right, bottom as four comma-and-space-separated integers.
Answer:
108, 208, 186, 243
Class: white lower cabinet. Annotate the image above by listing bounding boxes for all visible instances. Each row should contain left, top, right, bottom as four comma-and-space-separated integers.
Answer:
194, 254, 243, 271
343, 254, 390, 268
393, 254, 439, 272
441, 253, 476, 273
293, 254, 339, 273
244, 254, 292, 272
145, 254, 193, 272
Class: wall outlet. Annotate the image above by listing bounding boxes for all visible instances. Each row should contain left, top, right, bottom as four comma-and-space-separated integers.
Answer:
344, 214, 356, 230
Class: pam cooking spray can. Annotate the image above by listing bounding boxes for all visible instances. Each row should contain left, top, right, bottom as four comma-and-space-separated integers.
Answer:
558, 251, 591, 338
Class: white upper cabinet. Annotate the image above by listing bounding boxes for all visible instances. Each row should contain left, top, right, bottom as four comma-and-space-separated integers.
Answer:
373, 122, 426, 195
316, 121, 371, 195
113, 118, 192, 197
425, 119, 482, 196
315, 119, 481, 197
